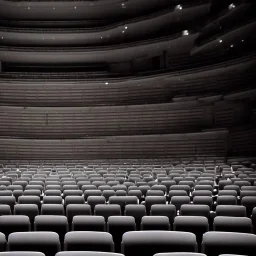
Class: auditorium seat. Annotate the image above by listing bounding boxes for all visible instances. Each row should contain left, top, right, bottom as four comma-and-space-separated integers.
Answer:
0, 215, 31, 238
18, 196, 41, 210
0, 196, 16, 213
153, 253, 207, 256
218, 190, 238, 197
124, 205, 146, 230
43, 196, 63, 205
121, 231, 198, 256
147, 190, 165, 197
107, 216, 136, 252
0, 252, 46, 256
56, 252, 124, 256
215, 205, 246, 217
141, 216, 170, 231
109, 196, 138, 214
202, 231, 256, 256
64, 231, 114, 252
213, 216, 253, 233
180, 205, 210, 219
65, 196, 85, 206
14, 204, 39, 226
84, 190, 102, 201
171, 196, 191, 212
241, 196, 256, 217
23, 189, 41, 197
63, 190, 83, 198
41, 204, 65, 216
170, 185, 191, 195
174, 216, 208, 247
150, 204, 176, 226
127, 190, 142, 201
72, 216, 105, 232
87, 196, 106, 213
94, 205, 121, 221
193, 196, 213, 210
66, 204, 92, 226
144, 196, 166, 215
12, 190, 23, 202
7, 232, 61, 256
0, 191, 12, 197
34, 215, 68, 243
0, 205, 11, 216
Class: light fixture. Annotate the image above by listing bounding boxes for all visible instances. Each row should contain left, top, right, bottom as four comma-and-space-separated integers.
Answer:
125, 26, 128, 29
105, 82, 109, 85
182, 30, 189, 36
219, 39, 223, 43
229, 3, 236, 10
175, 5, 182, 10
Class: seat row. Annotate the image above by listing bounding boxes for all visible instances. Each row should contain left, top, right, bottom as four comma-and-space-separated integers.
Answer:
0, 252, 247, 256
0, 230, 254, 256
0, 203, 256, 233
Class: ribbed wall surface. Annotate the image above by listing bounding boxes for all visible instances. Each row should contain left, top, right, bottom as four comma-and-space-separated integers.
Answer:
1, 58, 255, 107
0, 102, 213, 138
0, 131, 229, 160
229, 125, 256, 155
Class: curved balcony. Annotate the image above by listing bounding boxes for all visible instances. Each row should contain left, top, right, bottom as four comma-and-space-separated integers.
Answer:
0, 4, 210, 46
0, 56, 254, 107
0, 33, 197, 64
0, 101, 249, 139
196, 3, 255, 46
0, 0, 183, 21
191, 20, 256, 56
0, 101, 213, 139
0, 130, 229, 159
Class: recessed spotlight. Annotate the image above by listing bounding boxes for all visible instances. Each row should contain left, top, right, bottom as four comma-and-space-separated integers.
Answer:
219, 39, 223, 43
105, 82, 109, 85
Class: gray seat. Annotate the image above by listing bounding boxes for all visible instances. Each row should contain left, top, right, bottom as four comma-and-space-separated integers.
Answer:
7, 232, 61, 256
141, 216, 170, 231
202, 231, 256, 256
64, 231, 114, 252
121, 231, 197, 256
72, 216, 105, 232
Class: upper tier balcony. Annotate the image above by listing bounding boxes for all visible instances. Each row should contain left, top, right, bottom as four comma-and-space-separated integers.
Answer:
0, 3, 210, 46
0, 0, 208, 21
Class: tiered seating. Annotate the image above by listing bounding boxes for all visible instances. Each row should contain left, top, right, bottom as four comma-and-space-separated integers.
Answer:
0, 161, 255, 255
